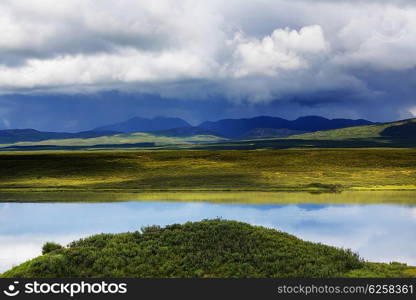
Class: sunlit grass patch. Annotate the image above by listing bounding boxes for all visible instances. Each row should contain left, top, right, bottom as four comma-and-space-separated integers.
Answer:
0, 149, 415, 192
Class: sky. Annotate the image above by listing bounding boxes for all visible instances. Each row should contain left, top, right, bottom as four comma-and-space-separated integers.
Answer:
0, 0, 415, 131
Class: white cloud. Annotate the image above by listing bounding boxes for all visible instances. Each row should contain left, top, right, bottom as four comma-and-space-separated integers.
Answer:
0, 49, 216, 89
229, 25, 328, 77
333, 5, 416, 70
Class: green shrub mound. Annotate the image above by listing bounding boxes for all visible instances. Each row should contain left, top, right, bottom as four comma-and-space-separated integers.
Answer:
42, 242, 63, 255
2, 220, 415, 278
2, 220, 362, 278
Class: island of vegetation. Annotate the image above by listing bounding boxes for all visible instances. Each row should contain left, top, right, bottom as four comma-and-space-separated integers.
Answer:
2, 220, 415, 278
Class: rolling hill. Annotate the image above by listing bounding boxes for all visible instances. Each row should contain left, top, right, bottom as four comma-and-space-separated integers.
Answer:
199, 116, 374, 138
288, 118, 416, 140
94, 116, 190, 133
0, 131, 227, 150
0, 129, 120, 144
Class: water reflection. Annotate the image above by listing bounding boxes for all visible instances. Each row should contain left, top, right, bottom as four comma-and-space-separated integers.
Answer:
1, 202, 415, 272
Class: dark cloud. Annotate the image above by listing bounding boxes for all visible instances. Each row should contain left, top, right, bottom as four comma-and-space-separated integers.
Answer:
0, 89, 410, 132
0, 0, 414, 126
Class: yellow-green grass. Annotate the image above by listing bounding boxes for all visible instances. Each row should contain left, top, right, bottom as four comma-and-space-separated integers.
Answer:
0, 149, 416, 199
0, 132, 227, 148
345, 262, 416, 278
288, 118, 416, 140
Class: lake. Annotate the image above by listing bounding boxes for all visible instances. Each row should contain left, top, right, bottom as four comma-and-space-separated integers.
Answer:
1, 195, 416, 273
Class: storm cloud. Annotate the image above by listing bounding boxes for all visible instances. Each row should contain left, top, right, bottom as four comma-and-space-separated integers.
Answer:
0, 0, 415, 129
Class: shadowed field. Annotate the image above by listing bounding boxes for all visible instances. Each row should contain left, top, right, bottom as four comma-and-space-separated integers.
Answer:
0, 149, 416, 195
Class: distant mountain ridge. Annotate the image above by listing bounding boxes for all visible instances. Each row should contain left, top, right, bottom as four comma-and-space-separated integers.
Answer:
149, 127, 225, 138
0, 115, 377, 145
199, 116, 375, 138
240, 128, 306, 140
1, 117, 414, 150
94, 116, 190, 133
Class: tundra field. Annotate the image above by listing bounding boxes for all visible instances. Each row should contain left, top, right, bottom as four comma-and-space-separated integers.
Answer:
0, 148, 415, 195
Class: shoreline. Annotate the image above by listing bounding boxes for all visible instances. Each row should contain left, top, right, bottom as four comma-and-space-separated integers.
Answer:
1, 189, 416, 204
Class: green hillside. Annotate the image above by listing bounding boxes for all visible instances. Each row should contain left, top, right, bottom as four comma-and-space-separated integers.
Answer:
0, 129, 120, 144
288, 118, 416, 140
3, 220, 415, 278
0, 132, 227, 148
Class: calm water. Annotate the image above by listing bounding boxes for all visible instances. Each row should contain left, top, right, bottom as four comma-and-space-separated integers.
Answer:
1, 201, 416, 272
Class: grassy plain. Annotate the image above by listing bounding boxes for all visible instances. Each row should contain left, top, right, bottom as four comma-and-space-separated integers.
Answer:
0, 149, 416, 196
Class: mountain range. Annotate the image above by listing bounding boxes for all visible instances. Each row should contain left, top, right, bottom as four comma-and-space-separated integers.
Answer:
91, 115, 375, 138
0, 116, 414, 150
149, 127, 225, 138
0, 115, 380, 145
198, 116, 374, 138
